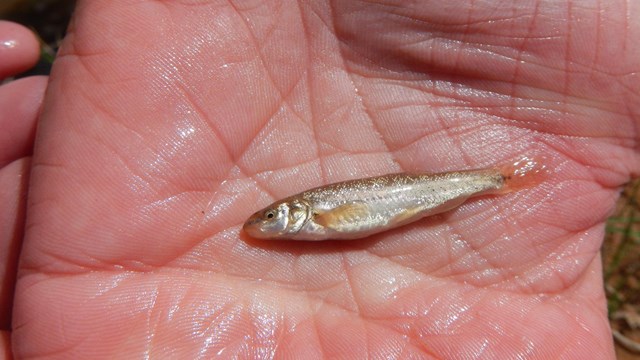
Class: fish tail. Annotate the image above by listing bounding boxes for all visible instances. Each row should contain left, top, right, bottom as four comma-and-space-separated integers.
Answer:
498, 156, 548, 193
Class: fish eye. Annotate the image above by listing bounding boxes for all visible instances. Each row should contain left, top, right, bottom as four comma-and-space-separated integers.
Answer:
265, 210, 275, 219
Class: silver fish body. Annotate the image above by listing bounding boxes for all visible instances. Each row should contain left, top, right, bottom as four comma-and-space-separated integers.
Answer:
243, 168, 514, 241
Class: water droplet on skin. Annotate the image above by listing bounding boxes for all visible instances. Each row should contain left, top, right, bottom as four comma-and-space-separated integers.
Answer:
1, 40, 17, 48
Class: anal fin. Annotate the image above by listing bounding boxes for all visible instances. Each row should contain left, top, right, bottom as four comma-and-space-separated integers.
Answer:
389, 206, 425, 226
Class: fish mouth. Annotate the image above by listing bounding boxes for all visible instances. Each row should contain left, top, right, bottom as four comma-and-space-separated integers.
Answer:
242, 214, 271, 239
242, 214, 260, 235
242, 223, 264, 238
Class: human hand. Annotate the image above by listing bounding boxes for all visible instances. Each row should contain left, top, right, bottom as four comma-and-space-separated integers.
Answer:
12, 1, 640, 358
0, 20, 47, 358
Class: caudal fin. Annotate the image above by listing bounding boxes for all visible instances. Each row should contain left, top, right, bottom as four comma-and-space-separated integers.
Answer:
499, 156, 548, 193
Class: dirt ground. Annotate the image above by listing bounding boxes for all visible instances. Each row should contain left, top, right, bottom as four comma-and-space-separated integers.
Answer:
604, 180, 640, 359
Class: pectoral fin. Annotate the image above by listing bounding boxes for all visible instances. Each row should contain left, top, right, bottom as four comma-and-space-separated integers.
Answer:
314, 202, 371, 230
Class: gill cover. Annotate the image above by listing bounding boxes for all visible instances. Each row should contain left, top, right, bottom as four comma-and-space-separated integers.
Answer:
243, 199, 311, 239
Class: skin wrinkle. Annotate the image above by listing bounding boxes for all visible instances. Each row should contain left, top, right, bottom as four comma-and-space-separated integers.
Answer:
313, 98, 355, 131
475, 212, 556, 256
365, 248, 443, 282
303, 306, 339, 356
494, 104, 628, 126
452, 243, 510, 286
90, 134, 162, 191
540, 139, 627, 187
357, 0, 534, 28
242, 157, 319, 186
532, 257, 572, 294
31, 343, 81, 359
69, 110, 218, 271
198, 148, 289, 233
250, 256, 282, 285
356, 248, 433, 283
507, 1, 540, 122
308, 142, 389, 160
288, 3, 329, 185
624, 101, 640, 151
590, 0, 602, 83
513, 254, 580, 296
264, 312, 286, 358
435, 111, 471, 166
445, 233, 571, 293
281, 84, 310, 128
537, 133, 632, 170
561, 2, 572, 116
229, 1, 280, 49
301, 276, 346, 297
179, 257, 346, 295
452, 0, 474, 77
410, 123, 495, 155
309, 303, 327, 359
615, 76, 640, 100
356, 5, 585, 71
60, 51, 141, 85
423, 37, 623, 85
145, 289, 162, 357
434, 223, 469, 274
524, 225, 567, 263
339, 253, 361, 313
203, 292, 247, 326
410, 294, 477, 336
23, 243, 166, 275
343, 28, 637, 106
173, 81, 238, 167
142, 190, 205, 213
240, 55, 313, 142
73, 49, 118, 84
96, 118, 156, 175
624, 0, 633, 53
394, 38, 494, 79
401, 73, 628, 116
362, 316, 372, 358
196, 301, 239, 355
68, 95, 197, 195
548, 303, 601, 357
311, 1, 337, 35
247, 162, 304, 201
225, 0, 292, 109
164, 33, 289, 202
456, 251, 513, 284
310, 298, 426, 356
348, 81, 631, 151
332, 8, 400, 164
364, 233, 445, 267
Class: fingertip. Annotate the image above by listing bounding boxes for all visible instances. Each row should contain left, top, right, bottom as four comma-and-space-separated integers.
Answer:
0, 20, 41, 79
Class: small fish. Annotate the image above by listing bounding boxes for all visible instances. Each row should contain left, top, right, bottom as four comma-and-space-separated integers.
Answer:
243, 157, 545, 241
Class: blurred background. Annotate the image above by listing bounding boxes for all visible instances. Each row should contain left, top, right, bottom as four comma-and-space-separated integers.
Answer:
2, 0, 639, 358
1, 0, 74, 79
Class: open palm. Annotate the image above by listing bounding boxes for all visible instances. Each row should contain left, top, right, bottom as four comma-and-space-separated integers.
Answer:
12, 1, 640, 358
